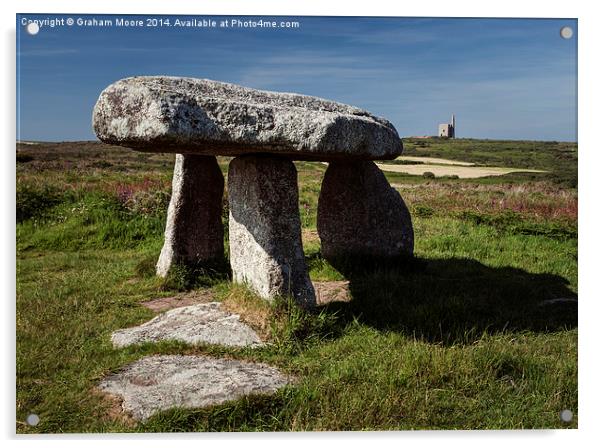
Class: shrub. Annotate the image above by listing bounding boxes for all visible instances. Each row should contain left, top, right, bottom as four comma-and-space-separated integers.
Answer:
17, 191, 167, 251
125, 189, 170, 217
458, 210, 577, 240
414, 204, 435, 218
16, 183, 66, 223
90, 160, 113, 169
422, 171, 436, 179
16, 153, 33, 163
114, 181, 170, 218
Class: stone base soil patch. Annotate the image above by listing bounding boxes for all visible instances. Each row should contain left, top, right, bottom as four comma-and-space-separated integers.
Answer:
142, 289, 216, 313
314, 281, 351, 306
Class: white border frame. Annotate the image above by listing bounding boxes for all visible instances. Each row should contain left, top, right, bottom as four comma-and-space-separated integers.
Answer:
4, 1, 599, 447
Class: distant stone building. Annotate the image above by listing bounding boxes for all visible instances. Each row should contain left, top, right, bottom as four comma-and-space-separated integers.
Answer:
438, 114, 456, 138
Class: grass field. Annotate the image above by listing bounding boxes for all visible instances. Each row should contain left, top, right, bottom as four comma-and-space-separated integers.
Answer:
16, 138, 577, 432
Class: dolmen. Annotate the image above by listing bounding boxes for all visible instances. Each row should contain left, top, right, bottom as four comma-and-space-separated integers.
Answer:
93, 76, 413, 308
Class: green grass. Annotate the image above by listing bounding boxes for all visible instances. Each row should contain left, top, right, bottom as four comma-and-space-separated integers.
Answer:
402, 137, 577, 188
16, 141, 577, 432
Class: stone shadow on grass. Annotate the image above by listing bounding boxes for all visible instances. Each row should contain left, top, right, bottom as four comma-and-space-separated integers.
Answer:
159, 258, 232, 292
315, 254, 577, 345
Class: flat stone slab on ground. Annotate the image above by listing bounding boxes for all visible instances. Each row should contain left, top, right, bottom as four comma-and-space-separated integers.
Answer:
99, 354, 290, 421
111, 302, 264, 348
93, 76, 402, 161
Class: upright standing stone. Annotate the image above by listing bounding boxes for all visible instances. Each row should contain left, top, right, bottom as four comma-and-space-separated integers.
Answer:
92, 76, 412, 288
156, 154, 224, 277
228, 156, 316, 307
317, 161, 414, 261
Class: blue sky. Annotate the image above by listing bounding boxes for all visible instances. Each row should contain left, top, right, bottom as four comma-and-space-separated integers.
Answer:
16, 15, 577, 141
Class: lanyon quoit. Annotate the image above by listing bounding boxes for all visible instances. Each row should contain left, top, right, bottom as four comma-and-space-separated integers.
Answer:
93, 76, 414, 307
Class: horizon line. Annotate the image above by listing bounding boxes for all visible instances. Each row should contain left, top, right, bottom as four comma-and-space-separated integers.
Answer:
15, 137, 579, 145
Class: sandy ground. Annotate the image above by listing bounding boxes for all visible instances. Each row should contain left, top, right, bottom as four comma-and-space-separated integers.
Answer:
395, 156, 475, 166
377, 163, 546, 179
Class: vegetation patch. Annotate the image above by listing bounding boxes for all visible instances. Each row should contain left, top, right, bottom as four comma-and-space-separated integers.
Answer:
16, 183, 71, 223
16, 141, 577, 431
402, 138, 577, 187
160, 259, 231, 292
458, 210, 577, 240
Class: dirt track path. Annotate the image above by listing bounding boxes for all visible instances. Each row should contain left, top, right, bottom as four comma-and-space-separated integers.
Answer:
377, 163, 546, 179
395, 156, 476, 166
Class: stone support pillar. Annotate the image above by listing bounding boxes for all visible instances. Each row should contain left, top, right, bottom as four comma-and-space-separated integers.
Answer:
156, 154, 225, 277
228, 155, 316, 308
317, 161, 414, 262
